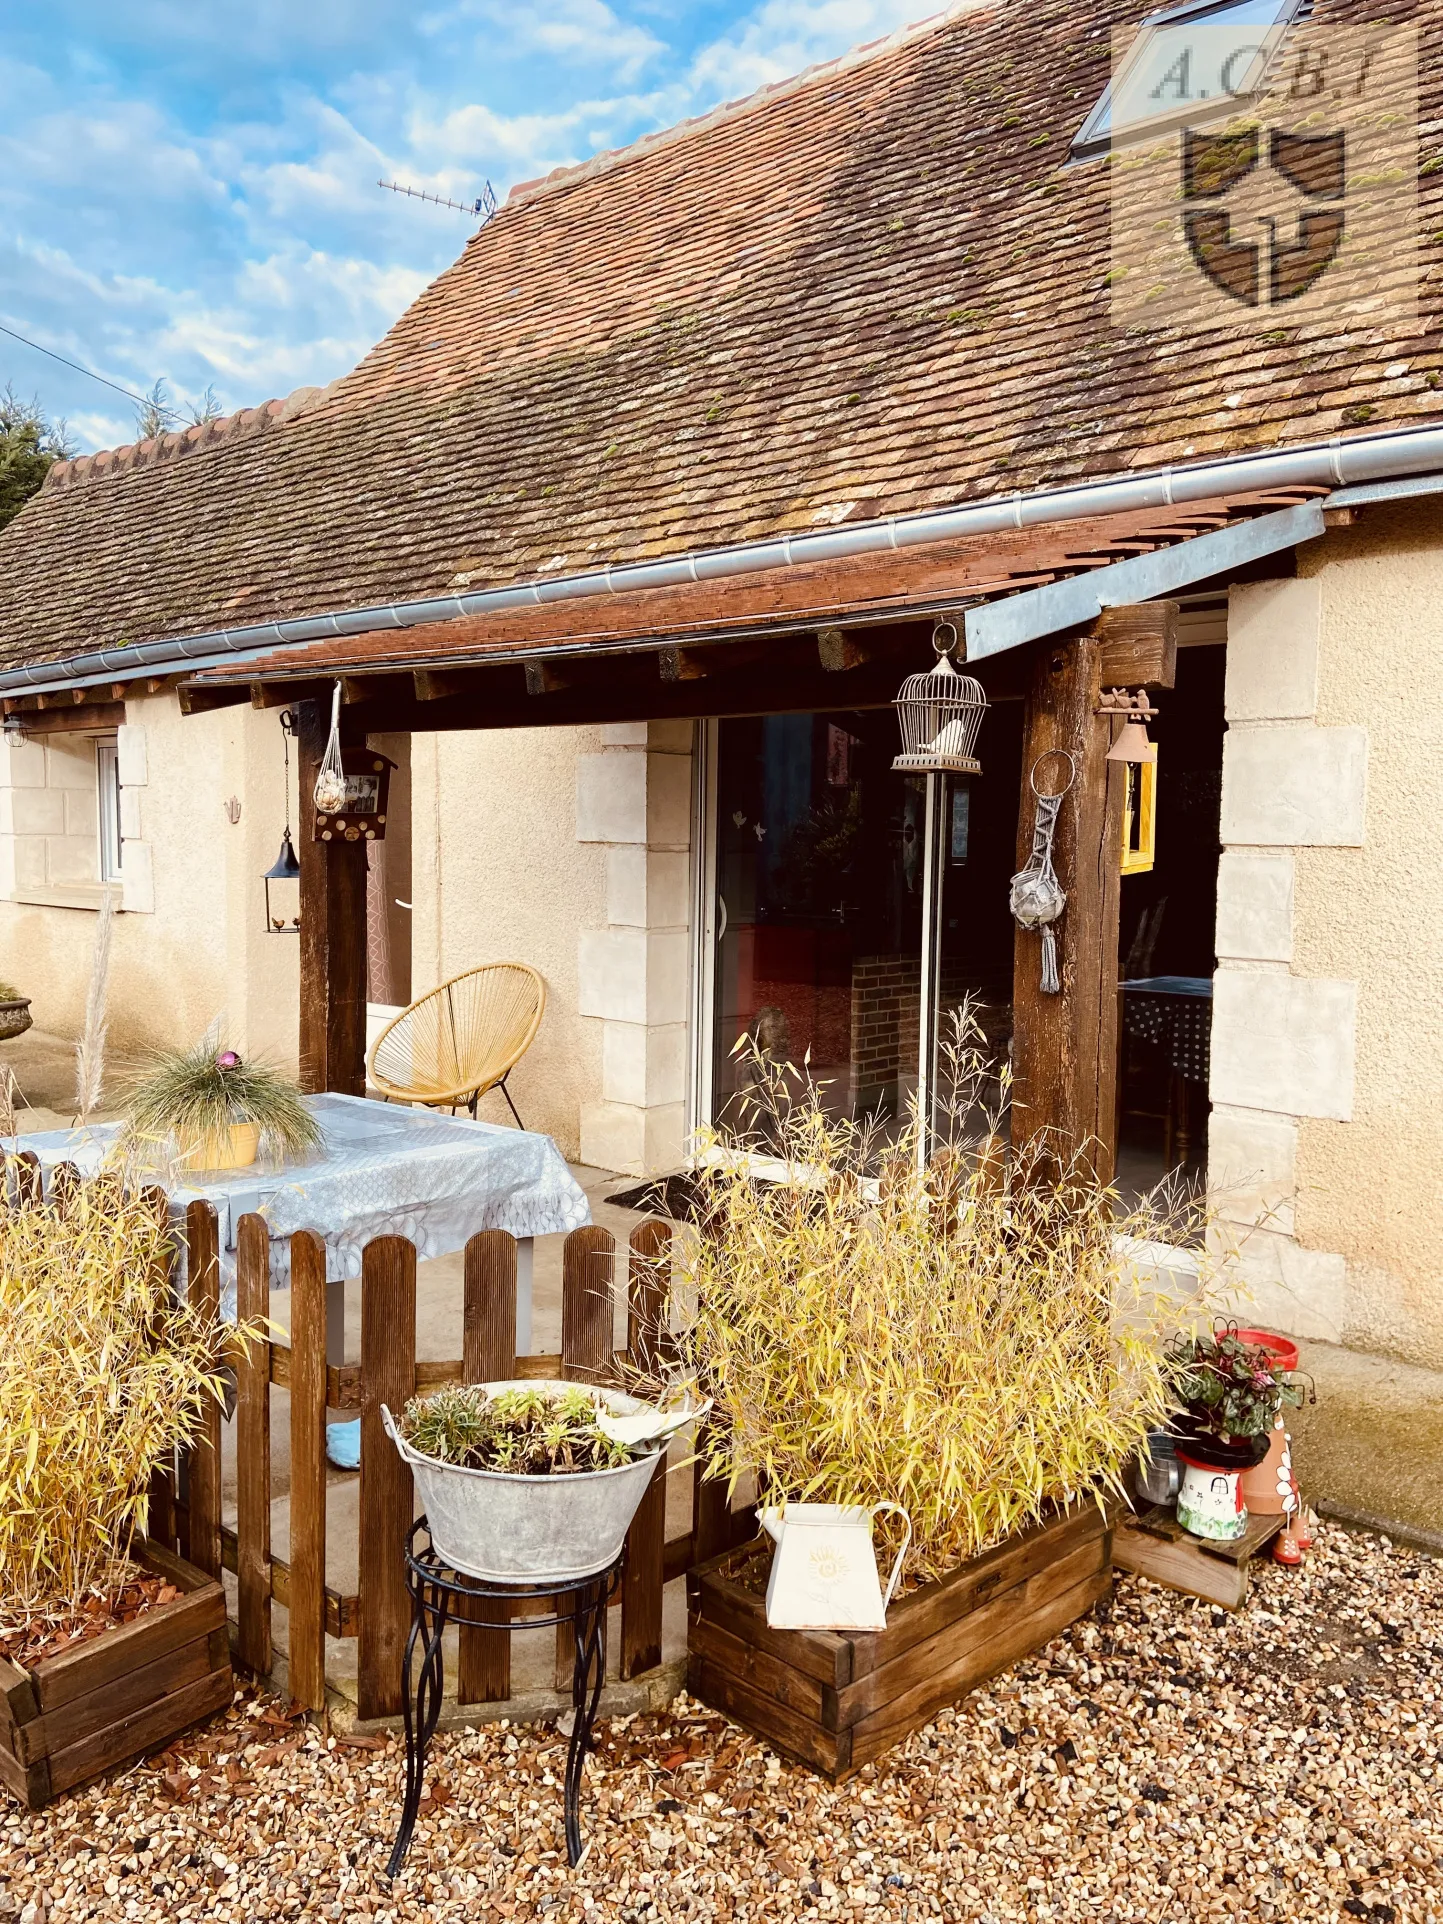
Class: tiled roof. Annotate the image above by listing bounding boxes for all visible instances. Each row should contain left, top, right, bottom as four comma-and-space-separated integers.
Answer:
2, 0, 1440, 672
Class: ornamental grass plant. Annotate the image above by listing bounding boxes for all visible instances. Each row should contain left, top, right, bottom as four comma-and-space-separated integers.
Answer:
0, 1183, 235, 1628
682, 1016, 1226, 1583
123, 1036, 321, 1165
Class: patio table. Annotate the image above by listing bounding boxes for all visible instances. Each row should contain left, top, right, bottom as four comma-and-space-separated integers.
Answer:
17, 1092, 591, 1358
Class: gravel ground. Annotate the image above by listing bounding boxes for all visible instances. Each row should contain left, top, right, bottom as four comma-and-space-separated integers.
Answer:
3, 1524, 1440, 1923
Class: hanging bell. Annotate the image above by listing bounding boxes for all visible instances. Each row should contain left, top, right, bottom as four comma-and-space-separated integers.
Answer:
1106, 718, 1157, 764
892, 619, 989, 775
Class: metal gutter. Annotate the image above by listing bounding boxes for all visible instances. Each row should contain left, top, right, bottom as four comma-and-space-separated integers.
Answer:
7, 420, 1443, 696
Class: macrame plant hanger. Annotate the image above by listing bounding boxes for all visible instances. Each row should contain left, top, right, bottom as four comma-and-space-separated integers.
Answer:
313, 681, 347, 815
1009, 749, 1077, 996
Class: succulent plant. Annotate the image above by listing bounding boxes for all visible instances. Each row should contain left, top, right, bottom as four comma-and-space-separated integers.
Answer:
398, 1383, 638, 1476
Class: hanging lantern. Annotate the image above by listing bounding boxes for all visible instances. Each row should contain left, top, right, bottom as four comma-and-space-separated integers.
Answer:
1099, 688, 1159, 875
892, 619, 989, 775
264, 710, 302, 934
263, 827, 302, 933
1120, 760, 1157, 875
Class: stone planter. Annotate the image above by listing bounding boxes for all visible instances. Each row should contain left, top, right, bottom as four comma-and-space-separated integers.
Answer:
687, 1503, 1111, 1779
0, 998, 32, 1042
0, 1542, 232, 1810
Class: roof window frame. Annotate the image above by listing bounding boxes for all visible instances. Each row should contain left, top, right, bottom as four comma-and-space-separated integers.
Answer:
1071, 0, 1309, 162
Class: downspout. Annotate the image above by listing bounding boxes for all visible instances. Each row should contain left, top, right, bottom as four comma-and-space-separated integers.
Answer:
7, 420, 1443, 697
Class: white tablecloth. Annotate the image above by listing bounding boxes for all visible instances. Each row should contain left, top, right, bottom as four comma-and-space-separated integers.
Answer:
19, 1093, 591, 1316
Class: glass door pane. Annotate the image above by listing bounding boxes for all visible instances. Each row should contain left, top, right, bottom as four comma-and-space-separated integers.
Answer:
711, 711, 925, 1135
929, 701, 1025, 1138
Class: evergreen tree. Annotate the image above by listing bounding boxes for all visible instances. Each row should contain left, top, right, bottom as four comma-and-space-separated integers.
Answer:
0, 387, 76, 531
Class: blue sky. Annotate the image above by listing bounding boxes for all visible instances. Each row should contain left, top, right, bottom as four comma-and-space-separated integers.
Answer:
1, 0, 926, 452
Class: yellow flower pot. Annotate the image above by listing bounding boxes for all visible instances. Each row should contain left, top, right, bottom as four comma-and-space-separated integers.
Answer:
177, 1121, 260, 1173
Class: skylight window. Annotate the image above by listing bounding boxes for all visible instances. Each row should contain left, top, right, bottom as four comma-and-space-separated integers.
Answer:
1072, 0, 1306, 160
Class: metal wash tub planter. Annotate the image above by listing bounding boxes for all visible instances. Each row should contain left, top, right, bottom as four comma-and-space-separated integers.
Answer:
381, 1382, 666, 1584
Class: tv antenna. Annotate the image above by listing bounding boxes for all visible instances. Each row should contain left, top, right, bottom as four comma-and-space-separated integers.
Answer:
378, 178, 498, 223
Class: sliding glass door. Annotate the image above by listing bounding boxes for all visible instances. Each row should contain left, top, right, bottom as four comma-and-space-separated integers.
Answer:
694, 703, 1022, 1147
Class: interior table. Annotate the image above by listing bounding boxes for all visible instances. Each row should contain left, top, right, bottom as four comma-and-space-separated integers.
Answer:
17, 1090, 591, 1360
1120, 975, 1214, 1167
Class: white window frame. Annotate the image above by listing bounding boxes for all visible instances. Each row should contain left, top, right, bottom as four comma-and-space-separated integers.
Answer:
96, 737, 123, 885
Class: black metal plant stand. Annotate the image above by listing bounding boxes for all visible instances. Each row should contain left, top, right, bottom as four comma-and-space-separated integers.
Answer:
386, 1518, 620, 1877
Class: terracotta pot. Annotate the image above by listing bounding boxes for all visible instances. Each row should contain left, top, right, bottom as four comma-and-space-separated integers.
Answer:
177, 1121, 260, 1172
1233, 1329, 1300, 1516
1240, 1416, 1297, 1515
1232, 1328, 1299, 1372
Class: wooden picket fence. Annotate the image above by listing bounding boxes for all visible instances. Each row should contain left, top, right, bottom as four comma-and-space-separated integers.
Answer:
11, 1150, 752, 1722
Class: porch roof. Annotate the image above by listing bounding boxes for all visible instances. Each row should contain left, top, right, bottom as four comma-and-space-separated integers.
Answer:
2, 0, 1440, 685
181, 483, 1320, 714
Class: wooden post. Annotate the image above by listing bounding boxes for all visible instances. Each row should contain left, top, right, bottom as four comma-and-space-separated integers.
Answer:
183, 1201, 223, 1582
621, 1220, 670, 1680
358, 1236, 417, 1721
296, 697, 368, 1096
557, 1226, 615, 1683
234, 1213, 273, 1677
1009, 633, 1126, 1183
458, 1230, 517, 1706
288, 1230, 329, 1712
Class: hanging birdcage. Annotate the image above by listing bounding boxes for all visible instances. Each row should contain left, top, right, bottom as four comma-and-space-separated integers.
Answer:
891, 620, 989, 775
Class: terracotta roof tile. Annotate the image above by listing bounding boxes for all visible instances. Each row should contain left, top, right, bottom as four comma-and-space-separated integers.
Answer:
1, 0, 1440, 671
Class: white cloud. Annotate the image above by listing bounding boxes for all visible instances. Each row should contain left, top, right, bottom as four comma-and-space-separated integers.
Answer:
0, 0, 945, 450
424, 0, 665, 82
684, 0, 930, 103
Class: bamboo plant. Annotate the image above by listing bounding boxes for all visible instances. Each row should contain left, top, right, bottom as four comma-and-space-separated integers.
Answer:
0, 1183, 239, 1628
678, 1013, 1227, 1583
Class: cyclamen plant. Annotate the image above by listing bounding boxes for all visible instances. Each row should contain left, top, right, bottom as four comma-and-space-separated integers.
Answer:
1167, 1327, 1304, 1444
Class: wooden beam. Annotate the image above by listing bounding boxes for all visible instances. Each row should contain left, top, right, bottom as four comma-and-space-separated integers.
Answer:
1090, 602, 1179, 690
524, 661, 571, 695
1010, 635, 1124, 1182
179, 684, 251, 716
413, 668, 477, 701
659, 638, 775, 682
1, 701, 127, 735
295, 625, 1031, 736
296, 699, 368, 1097
658, 645, 712, 682
817, 627, 875, 671
250, 680, 304, 710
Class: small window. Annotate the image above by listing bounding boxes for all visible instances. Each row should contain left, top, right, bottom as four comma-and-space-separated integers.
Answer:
96, 739, 123, 884
1072, 0, 1305, 161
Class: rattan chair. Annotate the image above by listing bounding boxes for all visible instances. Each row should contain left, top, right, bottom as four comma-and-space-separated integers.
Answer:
367, 963, 546, 1127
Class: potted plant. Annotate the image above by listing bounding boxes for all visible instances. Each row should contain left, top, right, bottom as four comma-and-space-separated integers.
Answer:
0, 978, 32, 1041
1165, 1326, 1304, 1542
677, 1021, 1226, 1777
0, 1179, 245, 1806
124, 1038, 321, 1172
383, 1381, 693, 1583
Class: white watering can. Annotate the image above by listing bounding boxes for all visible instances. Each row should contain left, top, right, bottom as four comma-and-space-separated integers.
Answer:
758, 1501, 912, 1632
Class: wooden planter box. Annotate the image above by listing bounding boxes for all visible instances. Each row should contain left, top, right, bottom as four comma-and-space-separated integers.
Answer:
686, 1503, 1110, 1778
0, 1543, 232, 1810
